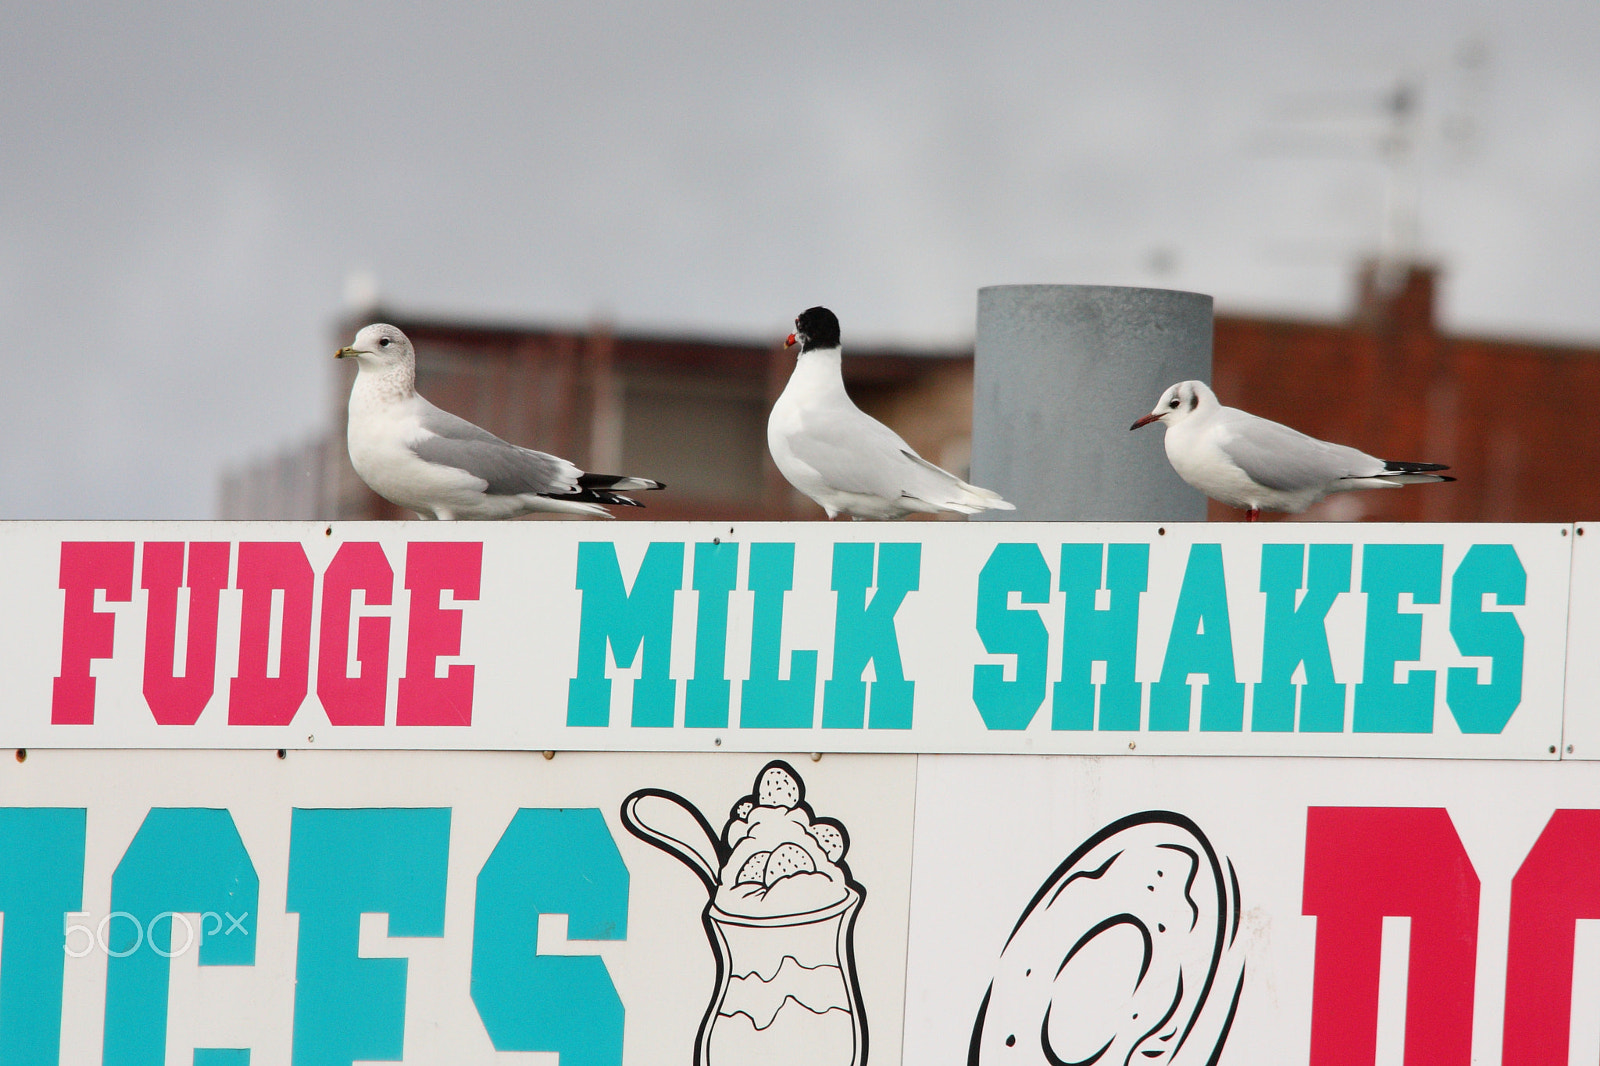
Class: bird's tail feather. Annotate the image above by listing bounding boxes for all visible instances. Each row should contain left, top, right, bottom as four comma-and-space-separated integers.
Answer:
1335, 459, 1453, 491
943, 492, 1018, 512
1379, 473, 1456, 485
898, 450, 1016, 513
579, 473, 665, 492
1336, 473, 1455, 491
553, 489, 647, 508
541, 471, 666, 512
530, 498, 617, 518
1381, 460, 1450, 474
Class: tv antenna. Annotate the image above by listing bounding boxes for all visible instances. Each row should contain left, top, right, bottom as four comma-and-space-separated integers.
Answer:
1248, 37, 1491, 292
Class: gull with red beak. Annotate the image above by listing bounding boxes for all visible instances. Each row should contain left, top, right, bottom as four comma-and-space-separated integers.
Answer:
1130, 379, 1452, 521
337, 323, 663, 519
767, 306, 1014, 519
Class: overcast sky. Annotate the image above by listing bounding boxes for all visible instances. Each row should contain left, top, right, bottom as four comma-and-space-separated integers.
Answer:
3, 1, 1596, 518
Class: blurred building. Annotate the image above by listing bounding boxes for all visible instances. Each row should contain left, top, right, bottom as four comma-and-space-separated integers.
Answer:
221, 264, 1600, 522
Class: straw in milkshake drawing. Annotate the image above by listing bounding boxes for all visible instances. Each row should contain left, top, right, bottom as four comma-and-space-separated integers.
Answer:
623, 761, 868, 1066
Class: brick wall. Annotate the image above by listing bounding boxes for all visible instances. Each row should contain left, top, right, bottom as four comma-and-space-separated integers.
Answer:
1212, 263, 1600, 522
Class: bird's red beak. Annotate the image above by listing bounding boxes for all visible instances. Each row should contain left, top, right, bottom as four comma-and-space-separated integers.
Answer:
785, 333, 797, 348
1129, 412, 1162, 430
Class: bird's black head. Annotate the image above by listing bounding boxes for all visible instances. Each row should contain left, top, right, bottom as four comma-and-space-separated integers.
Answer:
792, 306, 841, 352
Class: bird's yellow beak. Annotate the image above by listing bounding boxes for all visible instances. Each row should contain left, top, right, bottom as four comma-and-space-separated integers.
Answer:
336, 346, 359, 360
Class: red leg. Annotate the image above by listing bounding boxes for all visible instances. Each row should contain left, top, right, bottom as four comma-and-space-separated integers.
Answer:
1246, 508, 1260, 522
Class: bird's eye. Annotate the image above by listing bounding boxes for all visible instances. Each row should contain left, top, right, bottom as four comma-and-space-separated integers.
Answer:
1168, 398, 1180, 408
378, 337, 390, 347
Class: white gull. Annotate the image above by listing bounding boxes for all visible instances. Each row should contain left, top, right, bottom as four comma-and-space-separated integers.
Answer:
768, 306, 1015, 520
337, 323, 663, 519
1130, 379, 1452, 520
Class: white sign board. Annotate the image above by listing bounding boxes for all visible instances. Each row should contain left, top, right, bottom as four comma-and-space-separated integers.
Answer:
0, 521, 1568, 757
1, 517, 1594, 1066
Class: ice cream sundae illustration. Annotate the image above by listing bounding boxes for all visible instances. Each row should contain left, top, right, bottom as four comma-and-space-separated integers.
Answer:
623, 761, 868, 1066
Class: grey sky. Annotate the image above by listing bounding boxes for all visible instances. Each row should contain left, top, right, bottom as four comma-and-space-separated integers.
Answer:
2, 1, 1596, 518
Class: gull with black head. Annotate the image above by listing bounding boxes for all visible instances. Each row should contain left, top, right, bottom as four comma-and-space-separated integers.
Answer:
768, 306, 1014, 519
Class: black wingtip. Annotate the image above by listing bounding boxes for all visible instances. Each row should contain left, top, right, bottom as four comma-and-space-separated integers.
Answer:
577, 473, 666, 492
1383, 460, 1450, 473
584, 492, 647, 508
554, 471, 666, 509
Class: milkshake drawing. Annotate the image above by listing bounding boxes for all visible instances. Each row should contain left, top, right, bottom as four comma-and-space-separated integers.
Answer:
623, 761, 868, 1066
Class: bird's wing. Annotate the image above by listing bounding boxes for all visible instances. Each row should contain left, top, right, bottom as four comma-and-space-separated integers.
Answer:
786, 402, 957, 499
411, 401, 582, 497
1212, 411, 1383, 492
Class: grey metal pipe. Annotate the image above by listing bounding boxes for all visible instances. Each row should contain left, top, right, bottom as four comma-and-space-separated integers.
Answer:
970, 284, 1213, 521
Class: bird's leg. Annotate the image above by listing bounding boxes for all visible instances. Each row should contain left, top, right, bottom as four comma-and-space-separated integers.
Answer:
1245, 507, 1260, 522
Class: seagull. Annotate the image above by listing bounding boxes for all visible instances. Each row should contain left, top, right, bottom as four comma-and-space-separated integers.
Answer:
1130, 379, 1452, 521
768, 306, 1015, 520
337, 323, 663, 519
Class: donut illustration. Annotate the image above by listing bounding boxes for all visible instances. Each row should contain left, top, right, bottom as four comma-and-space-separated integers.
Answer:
969, 811, 1244, 1066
